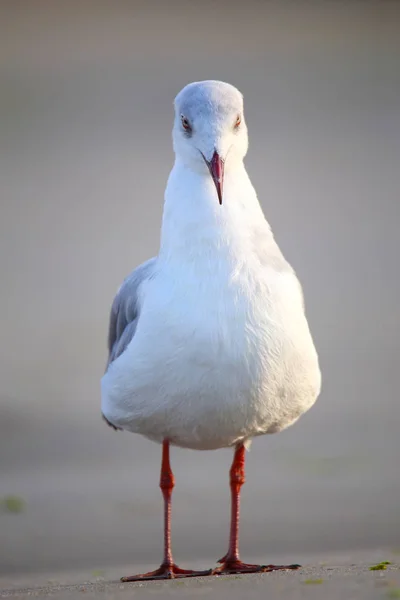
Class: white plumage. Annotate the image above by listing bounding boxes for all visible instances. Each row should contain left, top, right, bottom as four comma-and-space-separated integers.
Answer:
101, 80, 321, 452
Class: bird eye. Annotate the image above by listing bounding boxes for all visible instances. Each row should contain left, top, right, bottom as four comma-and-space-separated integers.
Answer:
181, 115, 192, 132
234, 115, 241, 129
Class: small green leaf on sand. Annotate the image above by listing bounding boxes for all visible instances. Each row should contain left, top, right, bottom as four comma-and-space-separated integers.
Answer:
303, 579, 324, 584
380, 561, 392, 565
387, 590, 400, 599
1, 495, 26, 513
91, 569, 105, 577
370, 563, 387, 571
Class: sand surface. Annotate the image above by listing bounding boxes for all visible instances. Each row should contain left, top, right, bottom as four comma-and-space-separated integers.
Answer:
1, 552, 400, 600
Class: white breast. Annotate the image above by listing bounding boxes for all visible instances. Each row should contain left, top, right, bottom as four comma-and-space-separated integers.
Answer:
101, 163, 321, 449
102, 262, 320, 449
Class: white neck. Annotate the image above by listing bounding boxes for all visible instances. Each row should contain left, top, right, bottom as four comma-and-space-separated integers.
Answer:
158, 158, 273, 267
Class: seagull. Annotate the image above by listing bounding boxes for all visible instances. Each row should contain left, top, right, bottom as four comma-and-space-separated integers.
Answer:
101, 80, 321, 581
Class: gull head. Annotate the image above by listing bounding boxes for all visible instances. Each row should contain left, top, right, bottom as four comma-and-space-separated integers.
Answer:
173, 80, 248, 205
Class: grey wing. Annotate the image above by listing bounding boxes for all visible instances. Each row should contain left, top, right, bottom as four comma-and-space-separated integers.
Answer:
102, 257, 156, 430
105, 257, 157, 370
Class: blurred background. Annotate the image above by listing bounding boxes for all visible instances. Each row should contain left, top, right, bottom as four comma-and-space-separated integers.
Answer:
1, 0, 399, 580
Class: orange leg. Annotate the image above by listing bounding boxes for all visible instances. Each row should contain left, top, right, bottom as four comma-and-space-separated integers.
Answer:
213, 444, 301, 575
121, 440, 212, 581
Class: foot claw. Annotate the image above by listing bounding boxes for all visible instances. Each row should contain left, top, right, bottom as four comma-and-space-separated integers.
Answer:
212, 560, 301, 576
212, 561, 265, 575
217, 553, 228, 564
262, 563, 301, 572
121, 563, 212, 582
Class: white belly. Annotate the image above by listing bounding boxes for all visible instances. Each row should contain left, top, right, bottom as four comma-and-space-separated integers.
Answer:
101, 269, 321, 450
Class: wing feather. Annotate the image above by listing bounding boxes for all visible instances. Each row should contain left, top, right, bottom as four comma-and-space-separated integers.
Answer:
105, 257, 156, 370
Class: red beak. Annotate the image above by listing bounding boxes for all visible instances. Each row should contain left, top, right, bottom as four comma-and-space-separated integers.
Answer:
204, 151, 224, 205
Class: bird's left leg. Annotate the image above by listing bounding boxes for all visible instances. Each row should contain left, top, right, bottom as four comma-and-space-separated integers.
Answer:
212, 443, 301, 575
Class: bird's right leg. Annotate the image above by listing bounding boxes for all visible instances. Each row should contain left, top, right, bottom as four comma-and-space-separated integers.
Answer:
121, 440, 212, 581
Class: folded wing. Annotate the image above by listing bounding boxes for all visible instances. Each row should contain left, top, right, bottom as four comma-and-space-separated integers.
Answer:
105, 257, 157, 369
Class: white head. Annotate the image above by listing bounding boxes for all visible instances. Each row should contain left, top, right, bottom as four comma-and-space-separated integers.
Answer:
173, 80, 248, 205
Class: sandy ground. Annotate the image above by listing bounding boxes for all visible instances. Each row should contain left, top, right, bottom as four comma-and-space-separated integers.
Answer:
1, 552, 400, 599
